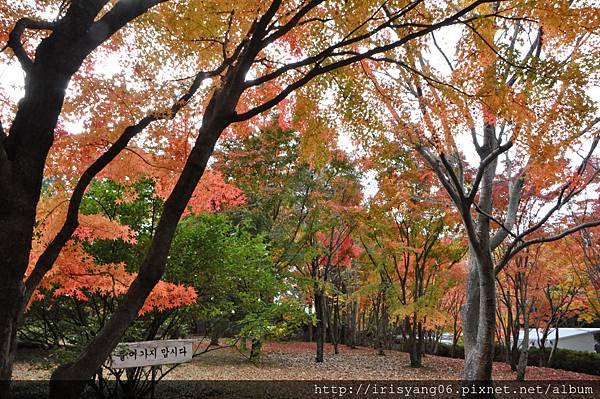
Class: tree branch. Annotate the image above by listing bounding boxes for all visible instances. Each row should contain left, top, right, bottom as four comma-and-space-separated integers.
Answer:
489, 167, 525, 250
496, 219, 600, 274
3, 18, 55, 73
22, 65, 224, 306
467, 141, 513, 202
78, 0, 168, 56
234, 0, 497, 122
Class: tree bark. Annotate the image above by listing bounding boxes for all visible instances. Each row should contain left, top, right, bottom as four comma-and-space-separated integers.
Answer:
250, 339, 262, 362
465, 253, 496, 380
407, 315, 422, 367
314, 287, 325, 363
377, 298, 388, 356
516, 312, 529, 381
0, 3, 173, 395
547, 327, 559, 368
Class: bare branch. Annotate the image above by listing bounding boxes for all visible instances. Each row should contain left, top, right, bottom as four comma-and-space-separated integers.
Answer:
235, 0, 497, 122
431, 31, 454, 72
467, 141, 513, 202
496, 219, 600, 274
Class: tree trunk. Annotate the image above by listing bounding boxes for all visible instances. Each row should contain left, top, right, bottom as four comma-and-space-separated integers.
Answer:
462, 253, 496, 396
451, 315, 459, 358
250, 339, 262, 362
347, 299, 357, 348
307, 318, 314, 342
377, 299, 388, 356
547, 327, 559, 367
0, 42, 78, 399
407, 315, 422, 367
314, 287, 325, 363
331, 298, 339, 354
516, 313, 529, 381
0, 283, 22, 396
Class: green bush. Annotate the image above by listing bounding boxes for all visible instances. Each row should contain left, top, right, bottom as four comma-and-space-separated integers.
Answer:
434, 343, 600, 376
526, 347, 600, 376
435, 343, 465, 358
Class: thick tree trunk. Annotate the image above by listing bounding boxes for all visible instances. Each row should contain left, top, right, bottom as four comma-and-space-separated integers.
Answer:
0, 4, 172, 396
462, 253, 496, 396
462, 256, 481, 372
0, 220, 30, 392
0, 44, 82, 399
0, 278, 22, 396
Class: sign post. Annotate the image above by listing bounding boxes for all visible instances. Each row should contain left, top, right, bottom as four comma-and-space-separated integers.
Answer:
110, 339, 195, 368
109, 339, 196, 397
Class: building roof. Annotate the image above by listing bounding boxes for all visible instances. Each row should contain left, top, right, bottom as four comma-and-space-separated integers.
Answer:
518, 328, 600, 342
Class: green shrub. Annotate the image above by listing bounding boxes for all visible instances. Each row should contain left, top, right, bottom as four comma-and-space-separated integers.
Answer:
434, 343, 600, 376
526, 347, 600, 376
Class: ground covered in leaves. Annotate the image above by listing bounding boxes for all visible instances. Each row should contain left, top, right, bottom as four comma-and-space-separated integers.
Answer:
13, 341, 598, 381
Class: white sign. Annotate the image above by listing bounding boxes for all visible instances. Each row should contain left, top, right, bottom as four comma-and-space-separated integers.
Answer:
110, 339, 194, 368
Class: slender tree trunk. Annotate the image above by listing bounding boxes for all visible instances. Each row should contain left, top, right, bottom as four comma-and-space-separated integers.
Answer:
307, 317, 314, 342
332, 298, 339, 354
451, 316, 459, 358
547, 327, 559, 367
516, 311, 529, 381
314, 287, 325, 363
250, 339, 262, 362
407, 315, 422, 367
377, 300, 387, 356
347, 299, 357, 348
325, 297, 338, 354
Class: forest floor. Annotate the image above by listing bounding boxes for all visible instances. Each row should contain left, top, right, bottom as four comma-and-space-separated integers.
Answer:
13, 340, 599, 381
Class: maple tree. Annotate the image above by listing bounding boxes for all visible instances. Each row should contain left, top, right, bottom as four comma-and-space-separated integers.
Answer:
0, 1, 503, 396
217, 123, 367, 362
353, 1, 600, 390
358, 147, 465, 366
21, 178, 197, 349
569, 222, 600, 321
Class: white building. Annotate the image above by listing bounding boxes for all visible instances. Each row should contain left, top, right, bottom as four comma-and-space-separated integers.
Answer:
518, 328, 600, 353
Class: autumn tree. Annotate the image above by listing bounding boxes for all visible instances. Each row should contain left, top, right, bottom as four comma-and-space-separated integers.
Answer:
217, 122, 366, 362
356, 1, 600, 390
359, 147, 464, 366
0, 1, 509, 396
